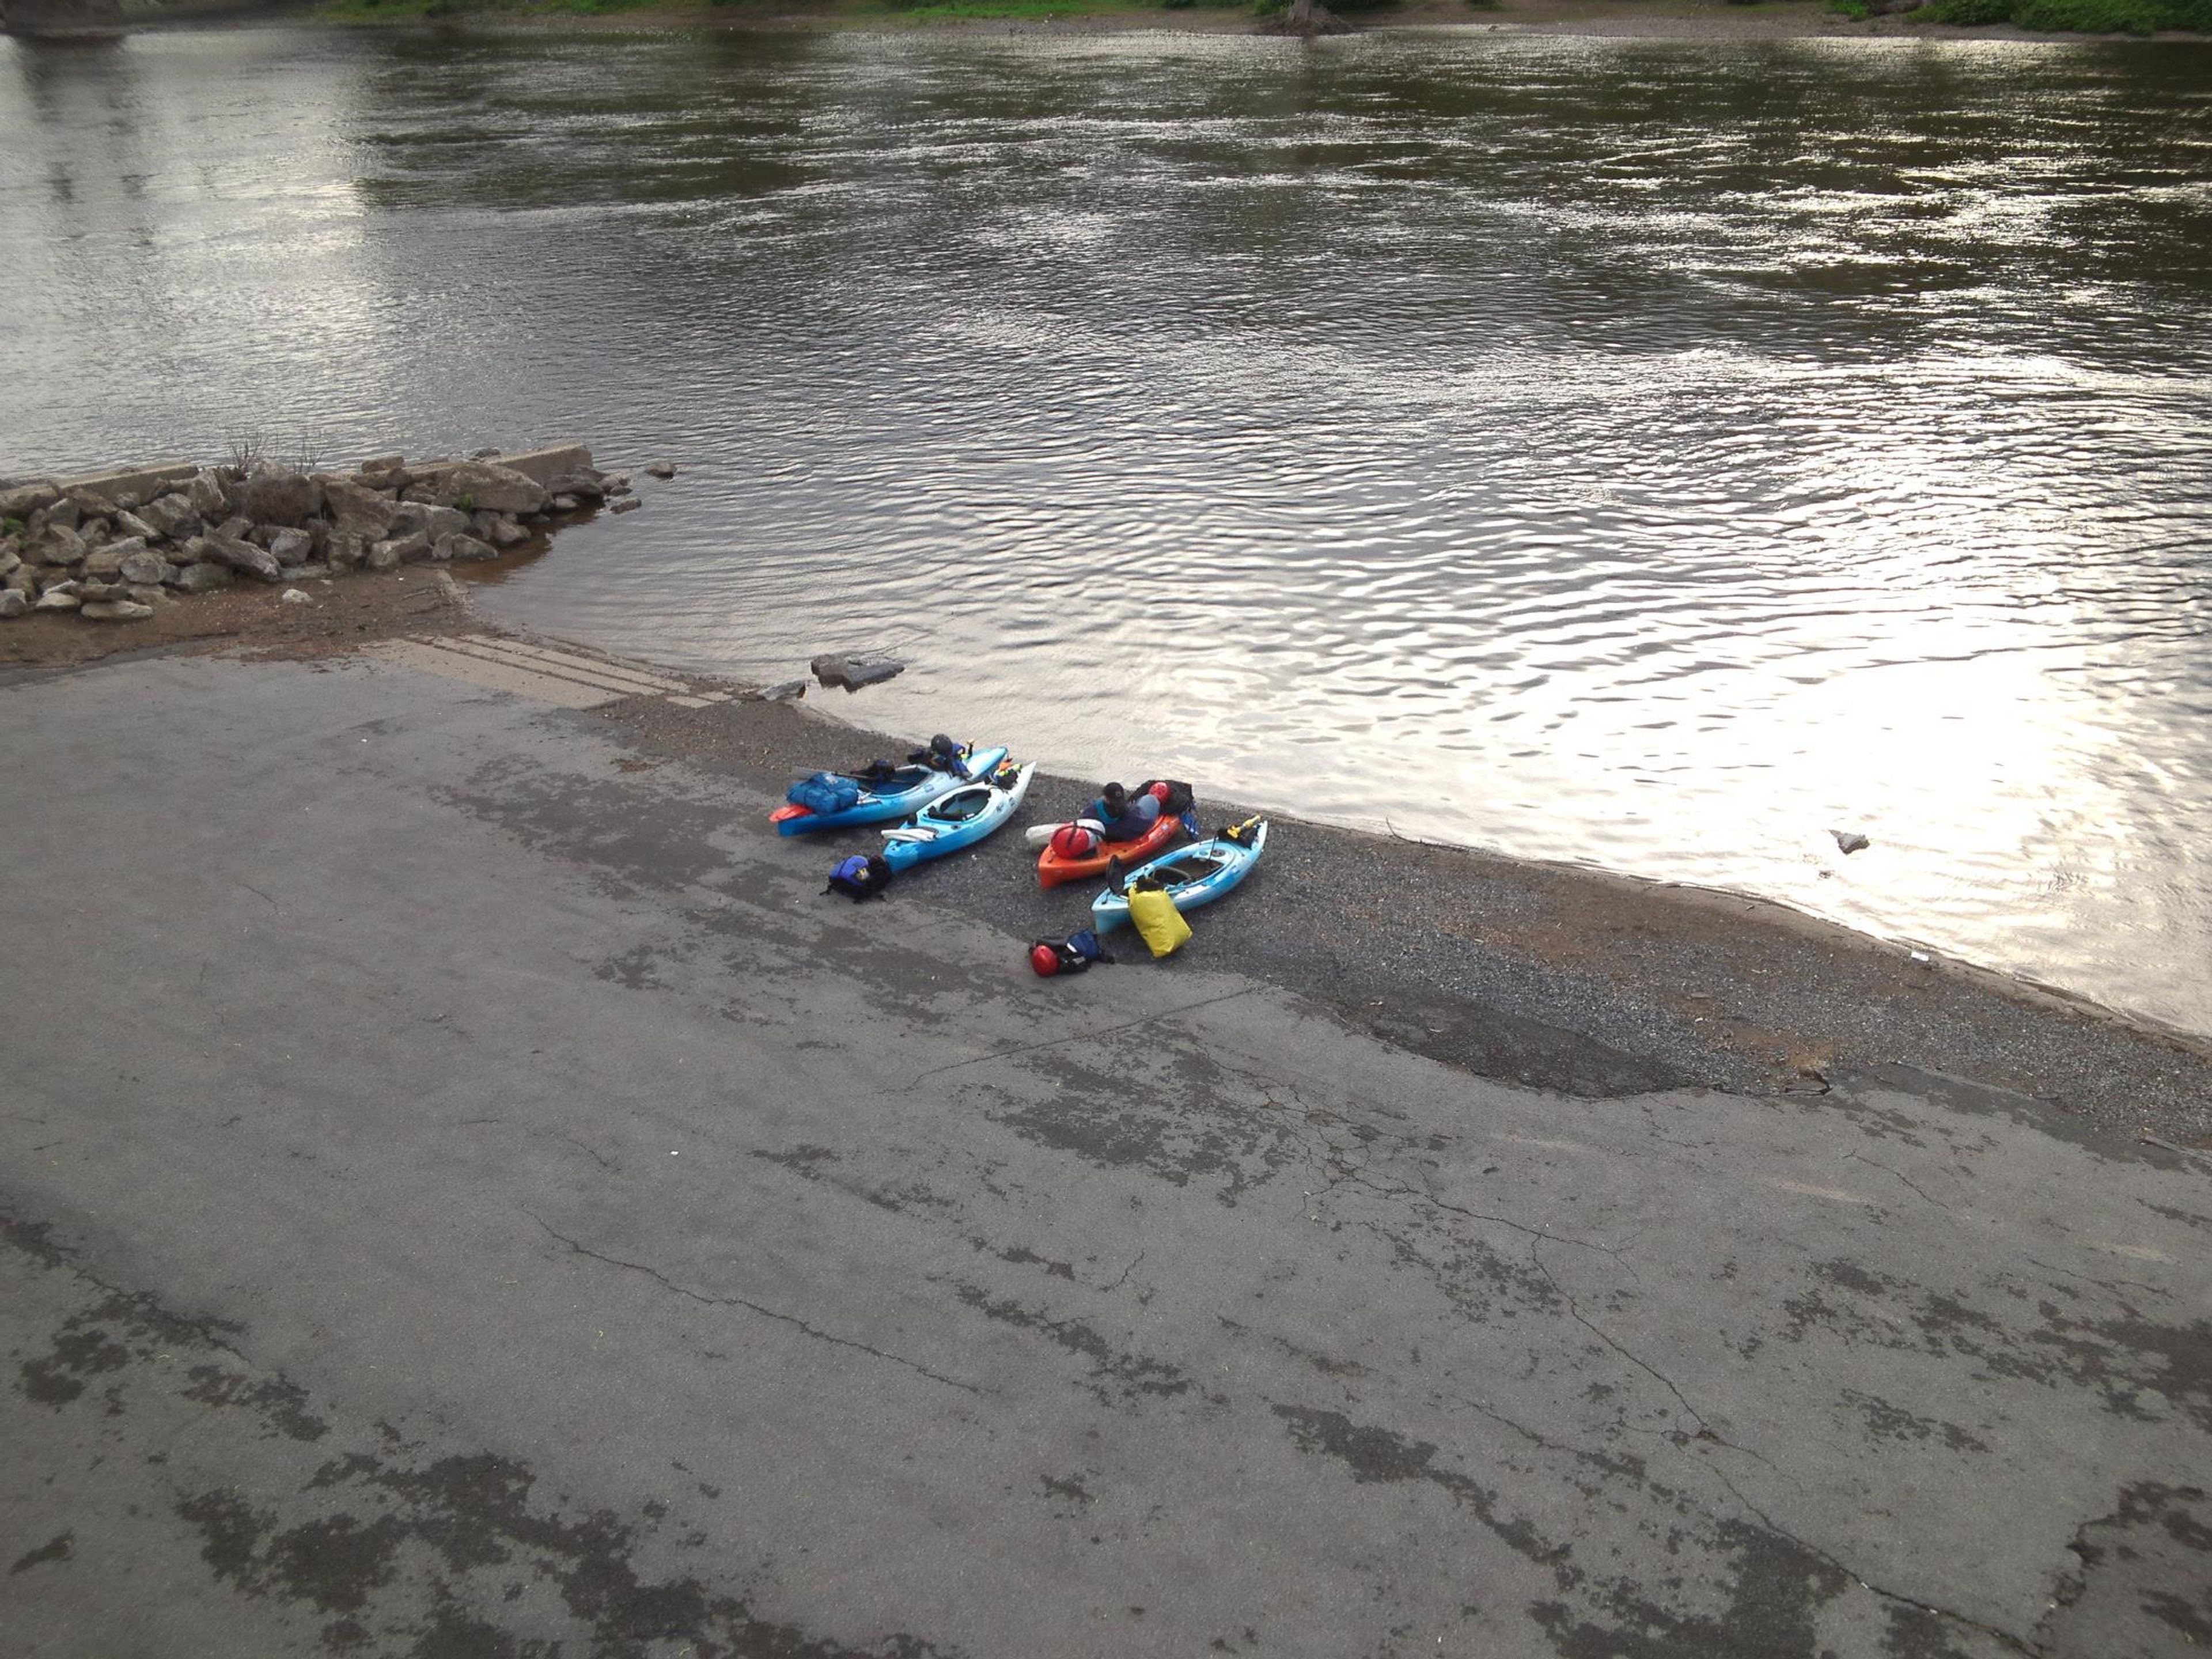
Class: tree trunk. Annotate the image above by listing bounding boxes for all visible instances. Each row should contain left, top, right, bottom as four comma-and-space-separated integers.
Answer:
1282, 0, 1351, 35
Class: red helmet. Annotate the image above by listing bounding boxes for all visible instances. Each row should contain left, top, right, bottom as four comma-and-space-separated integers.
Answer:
1029, 944, 1061, 977
1146, 781, 1171, 803
1050, 824, 1100, 859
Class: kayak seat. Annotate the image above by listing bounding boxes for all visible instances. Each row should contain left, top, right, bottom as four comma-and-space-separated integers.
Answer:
934, 791, 990, 822
1152, 855, 1224, 887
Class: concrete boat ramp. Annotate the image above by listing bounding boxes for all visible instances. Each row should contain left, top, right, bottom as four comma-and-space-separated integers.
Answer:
2, 639, 2207, 1658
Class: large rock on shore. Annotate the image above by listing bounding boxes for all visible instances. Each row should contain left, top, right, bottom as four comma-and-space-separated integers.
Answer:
545, 472, 604, 504
198, 534, 284, 583
487, 445, 594, 488
241, 468, 321, 528
185, 471, 229, 518
118, 547, 173, 585
82, 537, 146, 579
474, 512, 529, 548
29, 525, 87, 567
266, 528, 315, 567
137, 493, 198, 540
388, 502, 469, 543
0, 481, 61, 521
368, 532, 429, 570
322, 479, 397, 540
433, 532, 497, 563
175, 562, 234, 594
0, 590, 26, 620
414, 461, 547, 517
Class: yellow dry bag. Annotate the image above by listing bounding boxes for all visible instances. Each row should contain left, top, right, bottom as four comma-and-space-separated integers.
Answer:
1128, 888, 1192, 959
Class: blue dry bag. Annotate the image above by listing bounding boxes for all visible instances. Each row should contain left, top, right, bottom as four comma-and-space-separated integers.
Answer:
788, 771, 863, 815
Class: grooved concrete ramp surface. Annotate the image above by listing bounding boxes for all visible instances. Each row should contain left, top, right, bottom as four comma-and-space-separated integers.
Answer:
2, 650, 2208, 1658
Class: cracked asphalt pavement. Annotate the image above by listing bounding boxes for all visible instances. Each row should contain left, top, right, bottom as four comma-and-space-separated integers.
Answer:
4, 649, 2210, 1658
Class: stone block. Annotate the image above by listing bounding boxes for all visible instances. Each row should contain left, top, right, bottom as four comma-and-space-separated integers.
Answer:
55, 462, 197, 503
488, 445, 594, 487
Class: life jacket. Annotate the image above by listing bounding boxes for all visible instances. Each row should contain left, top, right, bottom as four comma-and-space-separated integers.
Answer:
824, 853, 893, 901
1094, 794, 1161, 843
1030, 929, 1113, 976
908, 734, 970, 777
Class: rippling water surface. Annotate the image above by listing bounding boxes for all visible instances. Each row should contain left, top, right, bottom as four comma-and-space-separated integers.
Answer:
5, 25, 2210, 1033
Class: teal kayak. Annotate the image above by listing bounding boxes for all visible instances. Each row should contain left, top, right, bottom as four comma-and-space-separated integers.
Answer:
772, 746, 1009, 836
881, 759, 1035, 873
1090, 819, 1268, 932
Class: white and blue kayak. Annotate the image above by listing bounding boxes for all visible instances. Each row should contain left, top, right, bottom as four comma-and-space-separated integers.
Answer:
1090, 818, 1268, 933
881, 758, 1035, 873
772, 746, 1009, 837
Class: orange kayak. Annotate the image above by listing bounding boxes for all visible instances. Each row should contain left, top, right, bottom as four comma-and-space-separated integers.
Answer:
1036, 813, 1184, 889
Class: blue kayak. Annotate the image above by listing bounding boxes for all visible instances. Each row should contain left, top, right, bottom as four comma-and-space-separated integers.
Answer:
772, 746, 1010, 837
1090, 818, 1268, 933
881, 759, 1036, 873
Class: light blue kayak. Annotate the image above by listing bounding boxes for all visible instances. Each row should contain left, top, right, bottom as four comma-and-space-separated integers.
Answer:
1090, 818, 1268, 933
772, 746, 1009, 837
881, 759, 1036, 873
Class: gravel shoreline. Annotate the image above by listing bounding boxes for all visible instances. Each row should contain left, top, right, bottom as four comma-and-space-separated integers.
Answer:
13, 609, 2205, 1141
603, 681, 2212, 1145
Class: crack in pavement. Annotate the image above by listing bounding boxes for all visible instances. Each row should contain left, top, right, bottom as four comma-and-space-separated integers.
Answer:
1350, 1168, 1638, 1272
1844, 1149, 1953, 1212
1704, 1462, 2043, 1657
1105, 1251, 1146, 1294
523, 1211, 989, 1398
457, 1117, 619, 1173
1528, 1237, 1709, 1437
1252, 1084, 1637, 1272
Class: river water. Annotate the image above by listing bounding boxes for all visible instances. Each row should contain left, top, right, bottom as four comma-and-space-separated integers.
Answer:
5, 24, 2210, 1035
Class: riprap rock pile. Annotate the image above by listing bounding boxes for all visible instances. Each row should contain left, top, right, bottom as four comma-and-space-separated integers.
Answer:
0, 444, 626, 623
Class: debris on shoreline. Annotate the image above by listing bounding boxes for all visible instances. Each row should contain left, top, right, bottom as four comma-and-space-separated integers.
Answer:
812, 653, 904, 692
0, 444, 629, 628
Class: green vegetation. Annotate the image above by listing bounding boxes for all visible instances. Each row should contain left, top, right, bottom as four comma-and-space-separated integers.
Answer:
317, 0, 1225, 17
878, 0, 1102, 16
321, 0, 676, 19
1916, 0, 2209, 28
